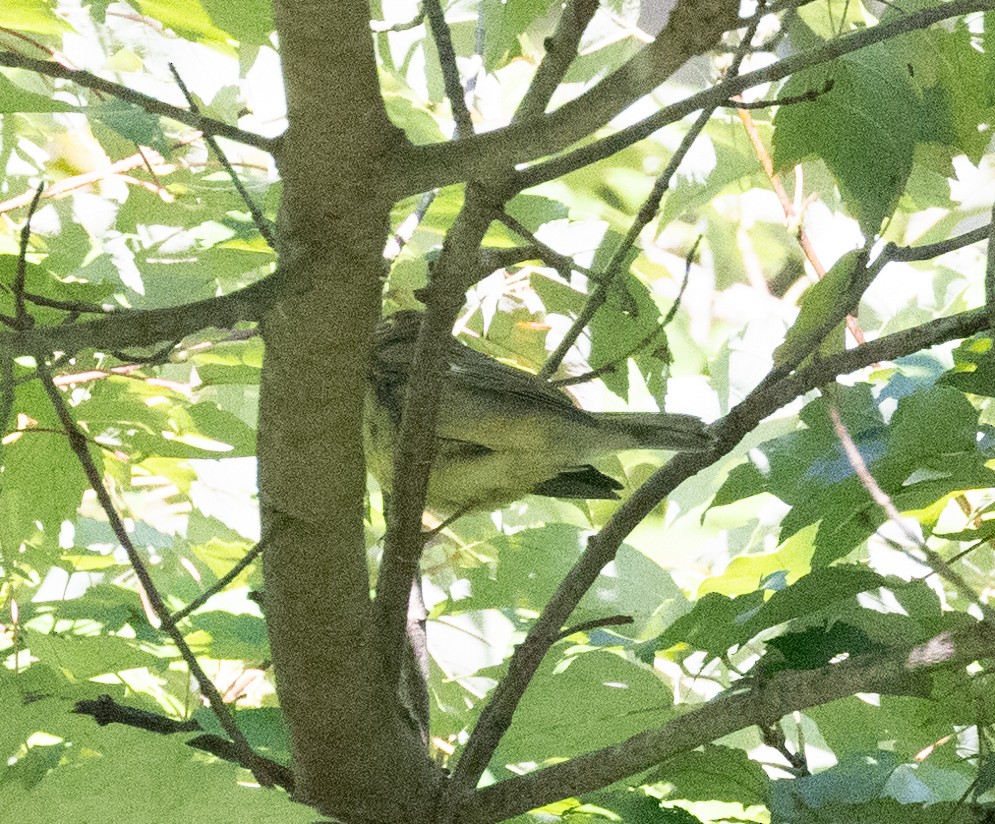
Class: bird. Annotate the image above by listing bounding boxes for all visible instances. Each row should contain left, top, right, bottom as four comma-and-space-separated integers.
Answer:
365, 310, 713, 514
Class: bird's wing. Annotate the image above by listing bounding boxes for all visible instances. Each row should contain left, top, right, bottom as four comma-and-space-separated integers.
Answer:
445, 343, 592, 425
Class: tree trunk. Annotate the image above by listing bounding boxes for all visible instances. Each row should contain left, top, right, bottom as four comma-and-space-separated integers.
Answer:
257, 2, 441, 818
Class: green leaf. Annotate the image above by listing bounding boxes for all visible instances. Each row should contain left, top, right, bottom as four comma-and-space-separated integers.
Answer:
0, 725, 316, 823
0, 256, 116, 321
710, 385, 994, 566
776, 19, 995, 234
77, 380, 257, 459
0, 381, 94, 550
481, 0, 560, 72
0, 0, 74, 34
753, 621, 888, 679
773, 250, 860, 368
493, 649, 675, 764
660, 130, 761, 226
740, 567, 888, 642
23, 630, 163, 679
640, 590, 766, 661
47, 583, 143, 632
187, 611, 269, 659
505, 194, 570, 233
884, 8, 995, 164
579, 788, 706, 824
648, 744, 770, 806
201, 0, 273, 45
382, 71, 449, 144
771, 750, 899, 814
131, 0, 234, 47
773, 49, 918, 235
448, 524, 686, 633
0, 75, 76, 113
940, 335, 995, 398
91, 100, 171, 154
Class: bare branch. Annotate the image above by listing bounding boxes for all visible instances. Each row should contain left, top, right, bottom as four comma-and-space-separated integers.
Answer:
889, 224, 991, 263
557, 614, 634, 641
478, 244, 547, 272
494, 212, 588, 278
550, 235, 699, 389
0, 269, 284, 360
398, 0, 744, 194
371, 6, 426, 33
13, 184, 44, 331
171, 532, 272, 624
514, 0, 600, 123
461, 620, 995, 824
37, 362, 274, 787
386, 191, 438, 261
167, 64, 277, 248
0, 51, 276, 153
448, 295, 991, 802
74, 694, 294, 791
504, 0, 991, 192
538, 5, 763, 379
373, 185, 502, 694
727, 78, 834, 109
424, 0, 474, 138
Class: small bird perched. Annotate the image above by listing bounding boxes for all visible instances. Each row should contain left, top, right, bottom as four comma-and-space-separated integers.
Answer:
366, 310, 712, 514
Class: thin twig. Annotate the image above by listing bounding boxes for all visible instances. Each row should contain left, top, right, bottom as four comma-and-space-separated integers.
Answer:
23, 292, 114, 314
538, 4, 766, 381
74, 694, 294, 791
825, 401, 995, 621
0, 133, 208, 217
371, 6, 426, 33
727, 79, 834, 109
450, 290, 987, 802
735, 100, 866, 344
108, 338, 181, 365
494, 211, 588, 278
424, 0, 474, 138
36, 363, 274, 787
167, 64, 276, 248
987, 205, 995, 329
889, 224, 992, 263
665, 235, 700, 328
14, 184, 45, 331
760, 721, 809, 776
552, 234, 699, 389
499, 0, 990, 194
384, 4, 484, 264
556, 614, 634, 641
514, 0, 600, 122
0, 51, 275, 153
386, 190, 438, 262
1, 426, 127, 455
171, 536, 269, 624
478, 245, 547, 272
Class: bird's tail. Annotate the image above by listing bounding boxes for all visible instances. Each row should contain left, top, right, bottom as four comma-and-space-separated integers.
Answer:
597, 412, 713, 451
